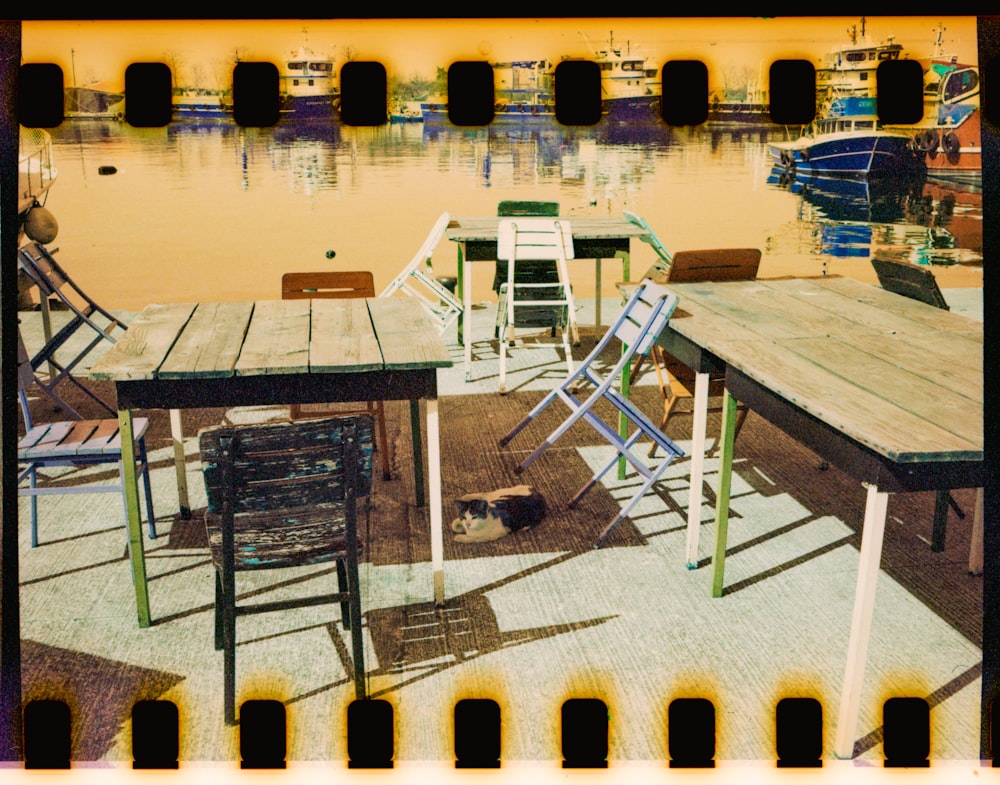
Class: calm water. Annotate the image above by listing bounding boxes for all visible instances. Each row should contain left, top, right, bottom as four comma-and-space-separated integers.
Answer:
42, 117, 983, 313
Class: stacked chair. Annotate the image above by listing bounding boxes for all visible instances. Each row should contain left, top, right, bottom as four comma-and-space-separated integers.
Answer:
281, 270, 392, 480
499, 279, 684, 546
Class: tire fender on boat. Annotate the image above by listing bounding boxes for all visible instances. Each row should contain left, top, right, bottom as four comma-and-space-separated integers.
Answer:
941, 131, 961, 155
914, 129, 939, 153
780, 150, 795, 168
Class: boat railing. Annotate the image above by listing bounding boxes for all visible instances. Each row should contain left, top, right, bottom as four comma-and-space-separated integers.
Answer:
18, 127, 57, 204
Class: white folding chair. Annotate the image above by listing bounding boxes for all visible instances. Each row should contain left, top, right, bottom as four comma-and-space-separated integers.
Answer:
498, 279, 684, 546
496, 218, 578, 393
379, 212, 463, 334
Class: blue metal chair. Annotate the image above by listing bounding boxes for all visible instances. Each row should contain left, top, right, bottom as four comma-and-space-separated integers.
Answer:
16, 328, 156, 548
498, 279, 685, 546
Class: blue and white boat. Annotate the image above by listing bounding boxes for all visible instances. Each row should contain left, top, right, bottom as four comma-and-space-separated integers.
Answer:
279, 45, 339, 119
768, 96, 920, 177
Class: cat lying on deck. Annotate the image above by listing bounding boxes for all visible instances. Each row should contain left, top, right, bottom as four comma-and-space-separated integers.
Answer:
450, 485, 546, 543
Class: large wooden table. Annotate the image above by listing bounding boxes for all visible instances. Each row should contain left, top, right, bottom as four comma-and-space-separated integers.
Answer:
446, 216, 648, 381
91, 297, 453, 628
656, 276, 983, 759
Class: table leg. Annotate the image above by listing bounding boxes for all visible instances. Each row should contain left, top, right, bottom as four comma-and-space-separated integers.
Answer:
970, 488, 984, 576
685, 371, 710, 569
710, 388, 739, 598
410, 399, 424, 508
594, 258, 602, 340
426, 397, 445, 606
169, 408, 190, 519
460, 246, 473, 382
834, 483, 889, 759
118, 407, 152, 628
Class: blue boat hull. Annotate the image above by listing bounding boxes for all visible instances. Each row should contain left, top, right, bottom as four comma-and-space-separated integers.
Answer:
769, 132, 919, 177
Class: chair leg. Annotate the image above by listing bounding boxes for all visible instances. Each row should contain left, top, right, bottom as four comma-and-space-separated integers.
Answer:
344, 502, 366, 701
222, 566, 237, 726
649, 394, 681, 459
214, 570, 224, 651
374, 401, 391, 481
29, 467, 39, 548
138, 436, 157, 538
337, 559, 351, 631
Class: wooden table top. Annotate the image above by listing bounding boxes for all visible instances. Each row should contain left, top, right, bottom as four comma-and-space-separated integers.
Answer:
446, 215, 648, 242
661, 276, 983, 465
91, 297, 453, 383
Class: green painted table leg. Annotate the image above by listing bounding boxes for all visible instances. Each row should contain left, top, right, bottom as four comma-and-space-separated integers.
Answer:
711, 389, 739, 598
118, 408, 152, 627
410, 399, 425, 507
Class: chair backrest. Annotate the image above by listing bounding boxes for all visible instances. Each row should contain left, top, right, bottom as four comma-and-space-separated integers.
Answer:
871, 257, 950, 310
624, 210, 672, 267
16, 329, 38, 428
498, 200, 559, 217
17, 242, 68, 297
497, 219, 574, 263
199, 415, 375, 568
378, 212, 452, 298
665, 249, 762, 283
282, 271, 376, 300
610, 279, 680, 358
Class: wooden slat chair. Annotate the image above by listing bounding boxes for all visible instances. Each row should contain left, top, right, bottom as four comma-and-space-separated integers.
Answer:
281, 270, 392, 480
17, 241, 128, 417
872, 257, 950, 310
16, 328, 156, 548
624, 211, 761, 457
870, 256, 976, 567
199, 415, 373, 725
499, 280, 685, 547
492, 201, 576, 342
496, 218, 577, 393
378, 212, 463, 334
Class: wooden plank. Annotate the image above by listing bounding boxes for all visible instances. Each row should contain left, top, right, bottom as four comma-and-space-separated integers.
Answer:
716, 336, 981, 462
667, 249, 761, 283
780, 336, 982, 449
847, 332, 983, 404
158, 301, 254, 379
308, 298, 383, 373
90, 302, 197, 381
812, 276, 981, 333
367, 298, 453, 370
235, 299, 311, 377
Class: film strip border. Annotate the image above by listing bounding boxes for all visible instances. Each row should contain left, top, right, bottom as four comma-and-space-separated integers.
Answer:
3, 15, 999, 774
15, 55, 996, 130
19, 694, 937, 769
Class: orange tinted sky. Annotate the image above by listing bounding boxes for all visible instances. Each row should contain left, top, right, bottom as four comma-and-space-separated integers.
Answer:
22, 16, 979, 90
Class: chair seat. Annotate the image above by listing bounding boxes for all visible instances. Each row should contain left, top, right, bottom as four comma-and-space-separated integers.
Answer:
204, 501, 360, 571
19, 417, 151, 461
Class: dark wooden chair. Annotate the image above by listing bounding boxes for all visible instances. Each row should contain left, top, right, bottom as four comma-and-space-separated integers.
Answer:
871, 257, 950, 310
870, 257, 974, 560
16, 328, 156, 548
281, 271, 392, 481
625, 212, 761, 457
199, 415, 373, 725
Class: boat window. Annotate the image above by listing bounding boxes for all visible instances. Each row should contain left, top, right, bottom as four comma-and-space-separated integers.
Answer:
309, 63, 332, 72
855, 120, 874, 129
944, 70, 978, 102
846, 52, 866, 62
600, 63, 613, 72
288, 61, 306, 70
860, 73, 869, 81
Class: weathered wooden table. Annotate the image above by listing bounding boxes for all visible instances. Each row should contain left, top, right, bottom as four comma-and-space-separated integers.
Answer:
91, 297, 453, 628
446, 215, 647, 381
657, 276, 983, 759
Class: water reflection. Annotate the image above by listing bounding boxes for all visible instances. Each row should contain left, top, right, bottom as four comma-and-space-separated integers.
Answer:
44, 116, 982, 310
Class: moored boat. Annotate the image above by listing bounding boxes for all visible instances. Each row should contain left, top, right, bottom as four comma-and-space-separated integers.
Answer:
588, 33, 660, 120
18, 126, 58, 240
279, 45, 339, 119
172, 89, 233, 121
769, 96, 920, 178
